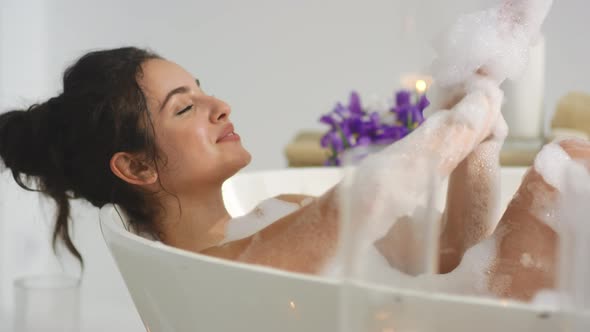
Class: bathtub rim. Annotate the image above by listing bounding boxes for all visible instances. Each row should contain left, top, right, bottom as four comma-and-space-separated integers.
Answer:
102, 165, 533, 293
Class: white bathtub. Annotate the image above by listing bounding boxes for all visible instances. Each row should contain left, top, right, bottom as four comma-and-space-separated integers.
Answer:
99, 166, 589, 332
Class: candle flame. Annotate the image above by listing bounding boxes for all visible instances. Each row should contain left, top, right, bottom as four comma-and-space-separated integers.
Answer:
289, 301, 296, 309
415, 79, 427, 93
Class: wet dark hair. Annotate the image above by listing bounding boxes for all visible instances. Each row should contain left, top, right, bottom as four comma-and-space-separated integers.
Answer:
0, 47, 163, 265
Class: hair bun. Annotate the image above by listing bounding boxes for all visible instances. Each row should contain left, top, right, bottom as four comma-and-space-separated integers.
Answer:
0, 99, 65, 187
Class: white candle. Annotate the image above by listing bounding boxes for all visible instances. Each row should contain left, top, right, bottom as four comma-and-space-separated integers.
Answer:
501, 35, 546, 141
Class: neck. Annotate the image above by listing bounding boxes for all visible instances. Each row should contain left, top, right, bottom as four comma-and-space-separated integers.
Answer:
156, 185, 231, 252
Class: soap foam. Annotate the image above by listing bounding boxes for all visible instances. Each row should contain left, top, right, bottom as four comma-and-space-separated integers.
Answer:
498, 0, 554, 41
335, 235, 496, 297
449, 236, 498, 295
529, 142, 590, 233
322, 0, 555, 297
520, 252, 534, 268
430, 0, 553, 87
222, 198, 300, 244
531, 289, 561, 309
553, 162, 590, 309
534, 142, 572, 192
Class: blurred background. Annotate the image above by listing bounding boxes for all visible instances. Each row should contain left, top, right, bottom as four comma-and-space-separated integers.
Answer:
0, 0, 588, 330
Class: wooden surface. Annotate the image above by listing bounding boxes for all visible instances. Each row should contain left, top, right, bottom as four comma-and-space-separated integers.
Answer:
284, 130, 543, 167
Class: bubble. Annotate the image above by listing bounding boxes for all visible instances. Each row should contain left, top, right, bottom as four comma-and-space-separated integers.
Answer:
430, 0, 553, 87
534, 142, 572, 191
520, 252, 534, 268
222, 198, 300, 244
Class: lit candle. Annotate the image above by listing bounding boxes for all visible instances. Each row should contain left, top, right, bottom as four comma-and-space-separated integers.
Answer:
415, 79, 427, 94
401, 73, 433, 94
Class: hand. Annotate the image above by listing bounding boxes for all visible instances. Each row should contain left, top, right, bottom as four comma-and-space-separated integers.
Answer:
442, 76, 504, 145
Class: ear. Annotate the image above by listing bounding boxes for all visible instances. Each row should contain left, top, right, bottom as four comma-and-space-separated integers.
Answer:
110, 152, 158, 186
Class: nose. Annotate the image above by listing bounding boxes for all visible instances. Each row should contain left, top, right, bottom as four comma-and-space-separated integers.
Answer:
209, 96, 231, 123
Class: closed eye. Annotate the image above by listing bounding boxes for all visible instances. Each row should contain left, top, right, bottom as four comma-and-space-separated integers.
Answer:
176, 104, 193, 116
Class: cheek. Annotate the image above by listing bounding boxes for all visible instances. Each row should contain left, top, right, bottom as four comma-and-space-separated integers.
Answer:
187, 126, 215, 155
156, 124, 214, 167
176, 126, 222, 173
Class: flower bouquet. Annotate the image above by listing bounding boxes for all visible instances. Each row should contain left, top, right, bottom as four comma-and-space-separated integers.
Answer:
319, 90, 430, 166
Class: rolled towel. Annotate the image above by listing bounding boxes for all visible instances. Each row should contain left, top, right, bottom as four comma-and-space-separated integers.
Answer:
284, 131, 328, 167
546, 128, 589, 142
551, 92, 590, 136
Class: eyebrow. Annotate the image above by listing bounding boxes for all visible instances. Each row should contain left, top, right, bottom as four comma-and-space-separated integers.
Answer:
159, 78, 201, 113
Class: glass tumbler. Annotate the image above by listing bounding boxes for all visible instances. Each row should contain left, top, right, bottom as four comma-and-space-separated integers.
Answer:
13, 274, 80, 332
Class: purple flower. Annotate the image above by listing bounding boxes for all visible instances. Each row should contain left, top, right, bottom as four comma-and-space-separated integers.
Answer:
397, 105, 425, 127
369, 112, 380, 127
347, 117, 364, 134
348, 91, 363, 115
411, 106, 425, 125
356, 135, 371, 147
392, 104, 410, 123
324, 157, 341, 166
320, 113, 337, 127
319, 89, 428, 166
417, 94, 430, 112
396, 90, 412, 106
333, 102, 348, 118
333, 131, 347, 151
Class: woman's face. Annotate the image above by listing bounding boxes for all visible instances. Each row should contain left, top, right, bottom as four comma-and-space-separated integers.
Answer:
139, 59, 251, 194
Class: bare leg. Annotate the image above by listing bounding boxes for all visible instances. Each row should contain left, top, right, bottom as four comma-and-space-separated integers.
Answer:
373, 136, 590, 300
485, 138, 590, 300
412, 139, 590, 300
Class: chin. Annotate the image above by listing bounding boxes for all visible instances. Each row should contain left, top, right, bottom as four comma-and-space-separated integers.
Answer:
223, 148, 252, 178
236, 149, 252, 170
242, 149, 252, 167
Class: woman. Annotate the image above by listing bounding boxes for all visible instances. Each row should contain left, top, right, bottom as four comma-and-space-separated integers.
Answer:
0, 47, 585, 302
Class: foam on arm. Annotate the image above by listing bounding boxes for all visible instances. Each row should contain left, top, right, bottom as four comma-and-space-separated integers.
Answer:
430, 0, 553, 87
348, 86, 502, 241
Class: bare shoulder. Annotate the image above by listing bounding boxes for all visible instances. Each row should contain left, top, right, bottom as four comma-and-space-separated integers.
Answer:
274, 194, 316, 206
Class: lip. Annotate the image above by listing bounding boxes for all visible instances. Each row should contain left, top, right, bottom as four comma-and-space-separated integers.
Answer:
216, 123, 240, 143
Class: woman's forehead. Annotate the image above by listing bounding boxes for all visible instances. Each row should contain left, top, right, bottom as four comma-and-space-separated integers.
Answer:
140, 59, 196, 103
